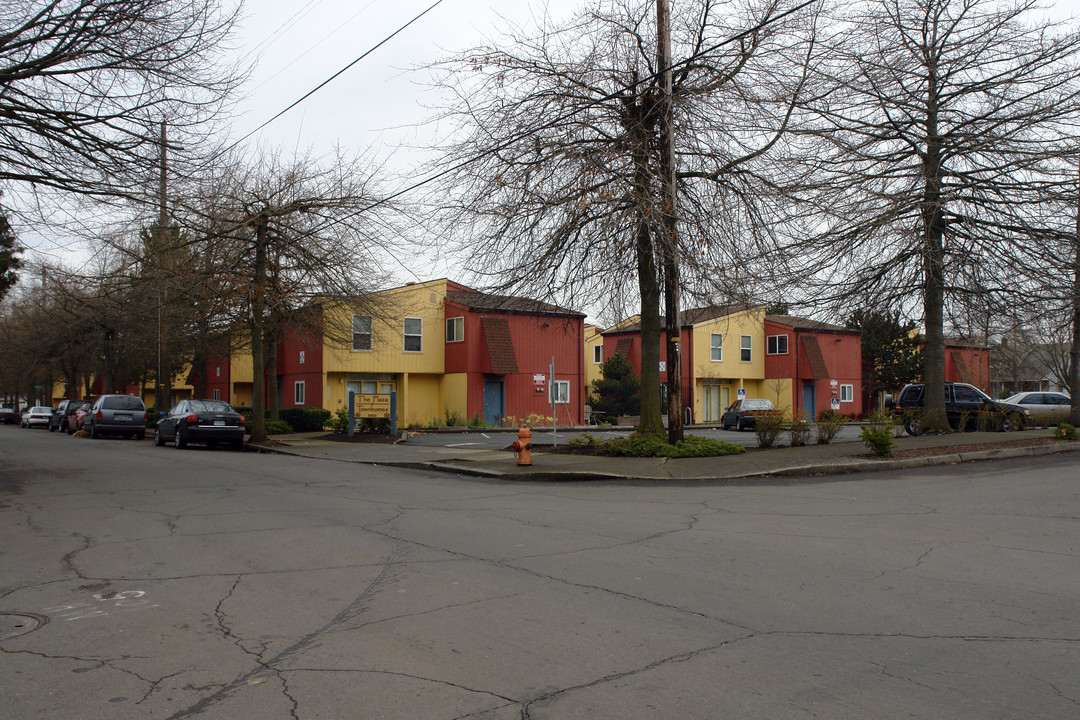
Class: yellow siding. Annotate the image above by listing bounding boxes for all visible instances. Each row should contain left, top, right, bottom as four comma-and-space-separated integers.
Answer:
402, 374, 443, 427
230, 343, 253, 383
691, 307, 766, 383
323, 279, 448, 376
584, 326, 604, 398
442, 373, 468, 422
761, 378, 794, 419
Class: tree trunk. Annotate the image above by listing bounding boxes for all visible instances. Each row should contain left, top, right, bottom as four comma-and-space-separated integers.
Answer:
249, 216, 268, 442
1070, 167, 1080, 425
268, 336, 280, 421
920, 62, 948, 432
632, 122, 664, 437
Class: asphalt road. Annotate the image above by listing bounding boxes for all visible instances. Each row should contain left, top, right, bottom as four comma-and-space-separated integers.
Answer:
2, 425, 1078, 719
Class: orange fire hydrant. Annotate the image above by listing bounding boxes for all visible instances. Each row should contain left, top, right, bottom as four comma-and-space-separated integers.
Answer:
512, 427, 532, 466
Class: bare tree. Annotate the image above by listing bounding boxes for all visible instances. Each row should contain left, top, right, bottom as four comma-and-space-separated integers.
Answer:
425, 0, 815, 438
0, 0, 243, 211
780, 0, 1080, 430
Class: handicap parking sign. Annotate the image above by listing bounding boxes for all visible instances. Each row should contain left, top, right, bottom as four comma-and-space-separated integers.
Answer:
737, 388, 746, 399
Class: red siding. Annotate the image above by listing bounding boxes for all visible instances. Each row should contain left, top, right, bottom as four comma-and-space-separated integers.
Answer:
764, 320, 864, 419
944, 345, 991, 392
278, 316, 324, 409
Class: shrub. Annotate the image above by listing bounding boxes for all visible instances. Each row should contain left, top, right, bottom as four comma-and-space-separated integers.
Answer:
357, 417, 390, 434
787, 415, 811, 447
328, 407, 350, 433
860, 410, 896, 456
264, 419, 292, 435
955, 410, 971, 433
976, 408, 1003, 432
1040, 410, 1070, 429
444, 407, 463, 427
1054, 422, 1079, 440
468, 412, 487, 428
595, 432, 744, 458
754, 411, 785, 449
567, 432, 598, 448
814, 409, 845, 444
279, 407, 332, 432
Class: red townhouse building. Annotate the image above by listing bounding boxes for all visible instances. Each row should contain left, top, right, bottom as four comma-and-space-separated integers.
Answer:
763, 315, 864, 419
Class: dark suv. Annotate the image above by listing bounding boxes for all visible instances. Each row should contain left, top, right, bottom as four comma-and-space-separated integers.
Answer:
888, 382, 1030, 435
86, 394, 147, 439
49, 398, 86, 432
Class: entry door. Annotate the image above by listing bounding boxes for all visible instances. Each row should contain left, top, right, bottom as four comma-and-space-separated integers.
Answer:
483, 380, 504, 425
802, 382, 816, 419
722, 386, 731, 410
704, 386, 722, 423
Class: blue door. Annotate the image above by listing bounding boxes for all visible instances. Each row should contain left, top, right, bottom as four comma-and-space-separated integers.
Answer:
483, 381, 504, 425
802, 381, 816, 419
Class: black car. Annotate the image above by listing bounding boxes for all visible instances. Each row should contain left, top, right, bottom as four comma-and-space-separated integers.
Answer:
720, 398, 775, 431
50, 398, 87, 432
887, 382, 1030, 435
155, 399, 245, 449
0, 406, 18, 425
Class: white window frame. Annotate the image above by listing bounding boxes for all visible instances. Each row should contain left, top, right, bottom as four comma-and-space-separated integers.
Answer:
294, 381, 306, 406
593, 345, 602, 363
215, 366, 221, 377
352, 314, 372, 352
767, 335, 788, 355
446, 316, 464, 343
710, 333, 723, 362
841, 384, 853, 403
404, 317, 423, 353
212, 389, 220, 400
551, 380, 570, 404
740, 335, 752, 363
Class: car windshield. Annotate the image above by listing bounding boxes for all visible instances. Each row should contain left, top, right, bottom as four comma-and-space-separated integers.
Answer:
188, 400, 234, 413
31, 407, 51, 412
743, 399, 772, 410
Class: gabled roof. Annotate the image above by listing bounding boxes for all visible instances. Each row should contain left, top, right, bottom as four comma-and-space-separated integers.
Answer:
481, 317, 519, 374
602, 304, 756, 335
765, 315, 857, 335
445, 291, 585, 318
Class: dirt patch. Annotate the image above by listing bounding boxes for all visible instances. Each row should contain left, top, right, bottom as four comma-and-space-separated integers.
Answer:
854, 436, 1072, 461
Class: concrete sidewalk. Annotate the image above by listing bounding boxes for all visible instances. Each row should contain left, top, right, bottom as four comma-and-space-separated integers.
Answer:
250, 428, 1080, 482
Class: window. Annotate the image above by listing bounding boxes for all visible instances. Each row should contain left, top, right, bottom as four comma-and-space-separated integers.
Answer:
446, 316, 464, 343
294, 381, 306, 406
710, 333, 723, 361
551, 380, 570, 404
215, 366, 221, 377
741, 335, 752, 362
841, 384, 853, 403
361, 380, 377, 394
299, 350, 305, 365
767, 335, 788, 355
212, 389, 220, 401
404, 317, 422, 352
593, 345, 602, 363
952, 384, 983, 403
352, 315, 372, 351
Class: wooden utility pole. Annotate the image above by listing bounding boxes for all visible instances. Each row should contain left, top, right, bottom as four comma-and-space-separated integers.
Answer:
1070, 159, 1080, 425
157, 120, 171, 412
657, 0, 683, 443
249, 213, 268, 442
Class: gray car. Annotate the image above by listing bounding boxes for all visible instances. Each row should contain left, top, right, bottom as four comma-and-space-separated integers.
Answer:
85, 394, 147, 439
1000, 391, 1072, 418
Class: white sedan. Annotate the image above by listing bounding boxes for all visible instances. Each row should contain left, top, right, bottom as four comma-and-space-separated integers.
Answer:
1000, 391, 1072, 417
22, 406, 54, 428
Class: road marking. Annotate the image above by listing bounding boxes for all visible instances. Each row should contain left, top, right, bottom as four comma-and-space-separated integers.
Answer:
445, 442, 481, 447
481, 433, 490, 438
44, 590, 158, 622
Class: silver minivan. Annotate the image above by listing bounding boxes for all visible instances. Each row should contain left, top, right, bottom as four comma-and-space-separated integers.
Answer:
86, 394, 147, 439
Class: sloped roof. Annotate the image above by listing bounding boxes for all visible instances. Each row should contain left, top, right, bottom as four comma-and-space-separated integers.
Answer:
800, 335, 831, 380
481, 317, 519, 375
614, 337, 634, 359
765, 315, 857, 335
445, 291, 584, 318
602, 304, 755, 335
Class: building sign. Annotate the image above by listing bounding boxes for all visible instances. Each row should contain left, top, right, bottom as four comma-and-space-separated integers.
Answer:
533, 373, 546, 384
354, 394, 392, 419
659, 361, 666, 372
737, 388, 746, 399
831, 398, 840, 411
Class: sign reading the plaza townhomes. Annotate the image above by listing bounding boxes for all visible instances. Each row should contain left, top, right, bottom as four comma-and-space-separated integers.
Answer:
354, 394, 392, 419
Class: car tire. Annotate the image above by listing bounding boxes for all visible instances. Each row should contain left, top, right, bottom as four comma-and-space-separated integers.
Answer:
154, 428, 166, 446
1001, 413, 1022, 433
231, 439, 244, 451
88, 422, 98, 438
49, 422, 56, 432
136, 431, 145, 441
174, 429, 187, 449
66, 423, 74, 435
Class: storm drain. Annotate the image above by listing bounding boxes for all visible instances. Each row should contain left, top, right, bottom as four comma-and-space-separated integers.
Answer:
1, 612, 48, 640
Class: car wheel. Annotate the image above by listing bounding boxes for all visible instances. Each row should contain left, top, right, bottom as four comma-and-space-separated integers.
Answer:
1001, 413, 1022, 433
49, 422, 56, 432
89, 422, 99, 439
154, 428, 166, 446
174, 429, 187, 449
136, 431, 145, 441
66, 423, 74, 435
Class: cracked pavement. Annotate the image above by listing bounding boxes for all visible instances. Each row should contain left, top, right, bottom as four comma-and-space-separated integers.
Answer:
1, 427, 1079, 718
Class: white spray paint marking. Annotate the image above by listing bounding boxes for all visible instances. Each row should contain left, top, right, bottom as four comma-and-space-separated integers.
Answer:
45, 590, 159, 622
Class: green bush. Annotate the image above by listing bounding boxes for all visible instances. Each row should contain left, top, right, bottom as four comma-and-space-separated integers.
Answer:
814, 409, 845, 444
567, 433, 598, 448
329, 407, 350, 433
787, 415, 811, 447
1054, 422, 1079, 440
976, 408, 1003, 432
264, 419, 292, 435
356, 417, 390, 434
860, 411, 896, 456
754, 411, 785, 449
279, 407, 332, 432
596, 432, 744, 458
444, 407, 463, 427
468, 412, 488, 428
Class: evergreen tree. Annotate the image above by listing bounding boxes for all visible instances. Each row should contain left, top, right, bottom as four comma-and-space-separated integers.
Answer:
590, 352, 641, 417
0, 200, 22, 301
846, 309, 922, 407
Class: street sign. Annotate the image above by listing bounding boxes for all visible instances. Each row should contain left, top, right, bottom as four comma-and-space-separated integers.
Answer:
737, 388, 746, 399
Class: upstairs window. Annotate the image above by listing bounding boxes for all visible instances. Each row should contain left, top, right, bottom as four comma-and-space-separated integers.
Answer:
593, 345, 602, 363
352, 315, 372, 351
404, 318, 423, 352
446, 316, 464, 343
741, 335, 752, 362
710, 333, 723, 361
767, 335, 788, 355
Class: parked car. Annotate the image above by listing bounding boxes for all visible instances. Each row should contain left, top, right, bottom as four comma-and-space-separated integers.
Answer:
49, 398, 85, 432
85, 394, 147, 439
887, 382, 1030, 435
154, 399, 245, 449
64, 401, 93, 435
0, 406, 18, 425
721, 398, 775, 431
1000, 391, 1072, 418
22, 406, 54, 429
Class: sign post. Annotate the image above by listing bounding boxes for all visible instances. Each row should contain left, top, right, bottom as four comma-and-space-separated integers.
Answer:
347, 391, 355, 437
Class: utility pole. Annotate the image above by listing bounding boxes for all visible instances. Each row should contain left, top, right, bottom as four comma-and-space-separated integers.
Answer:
1070, 158, 1080, 425
249, 212, 268, 442
156, 120, 171, 412
657, 0, 683, 443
